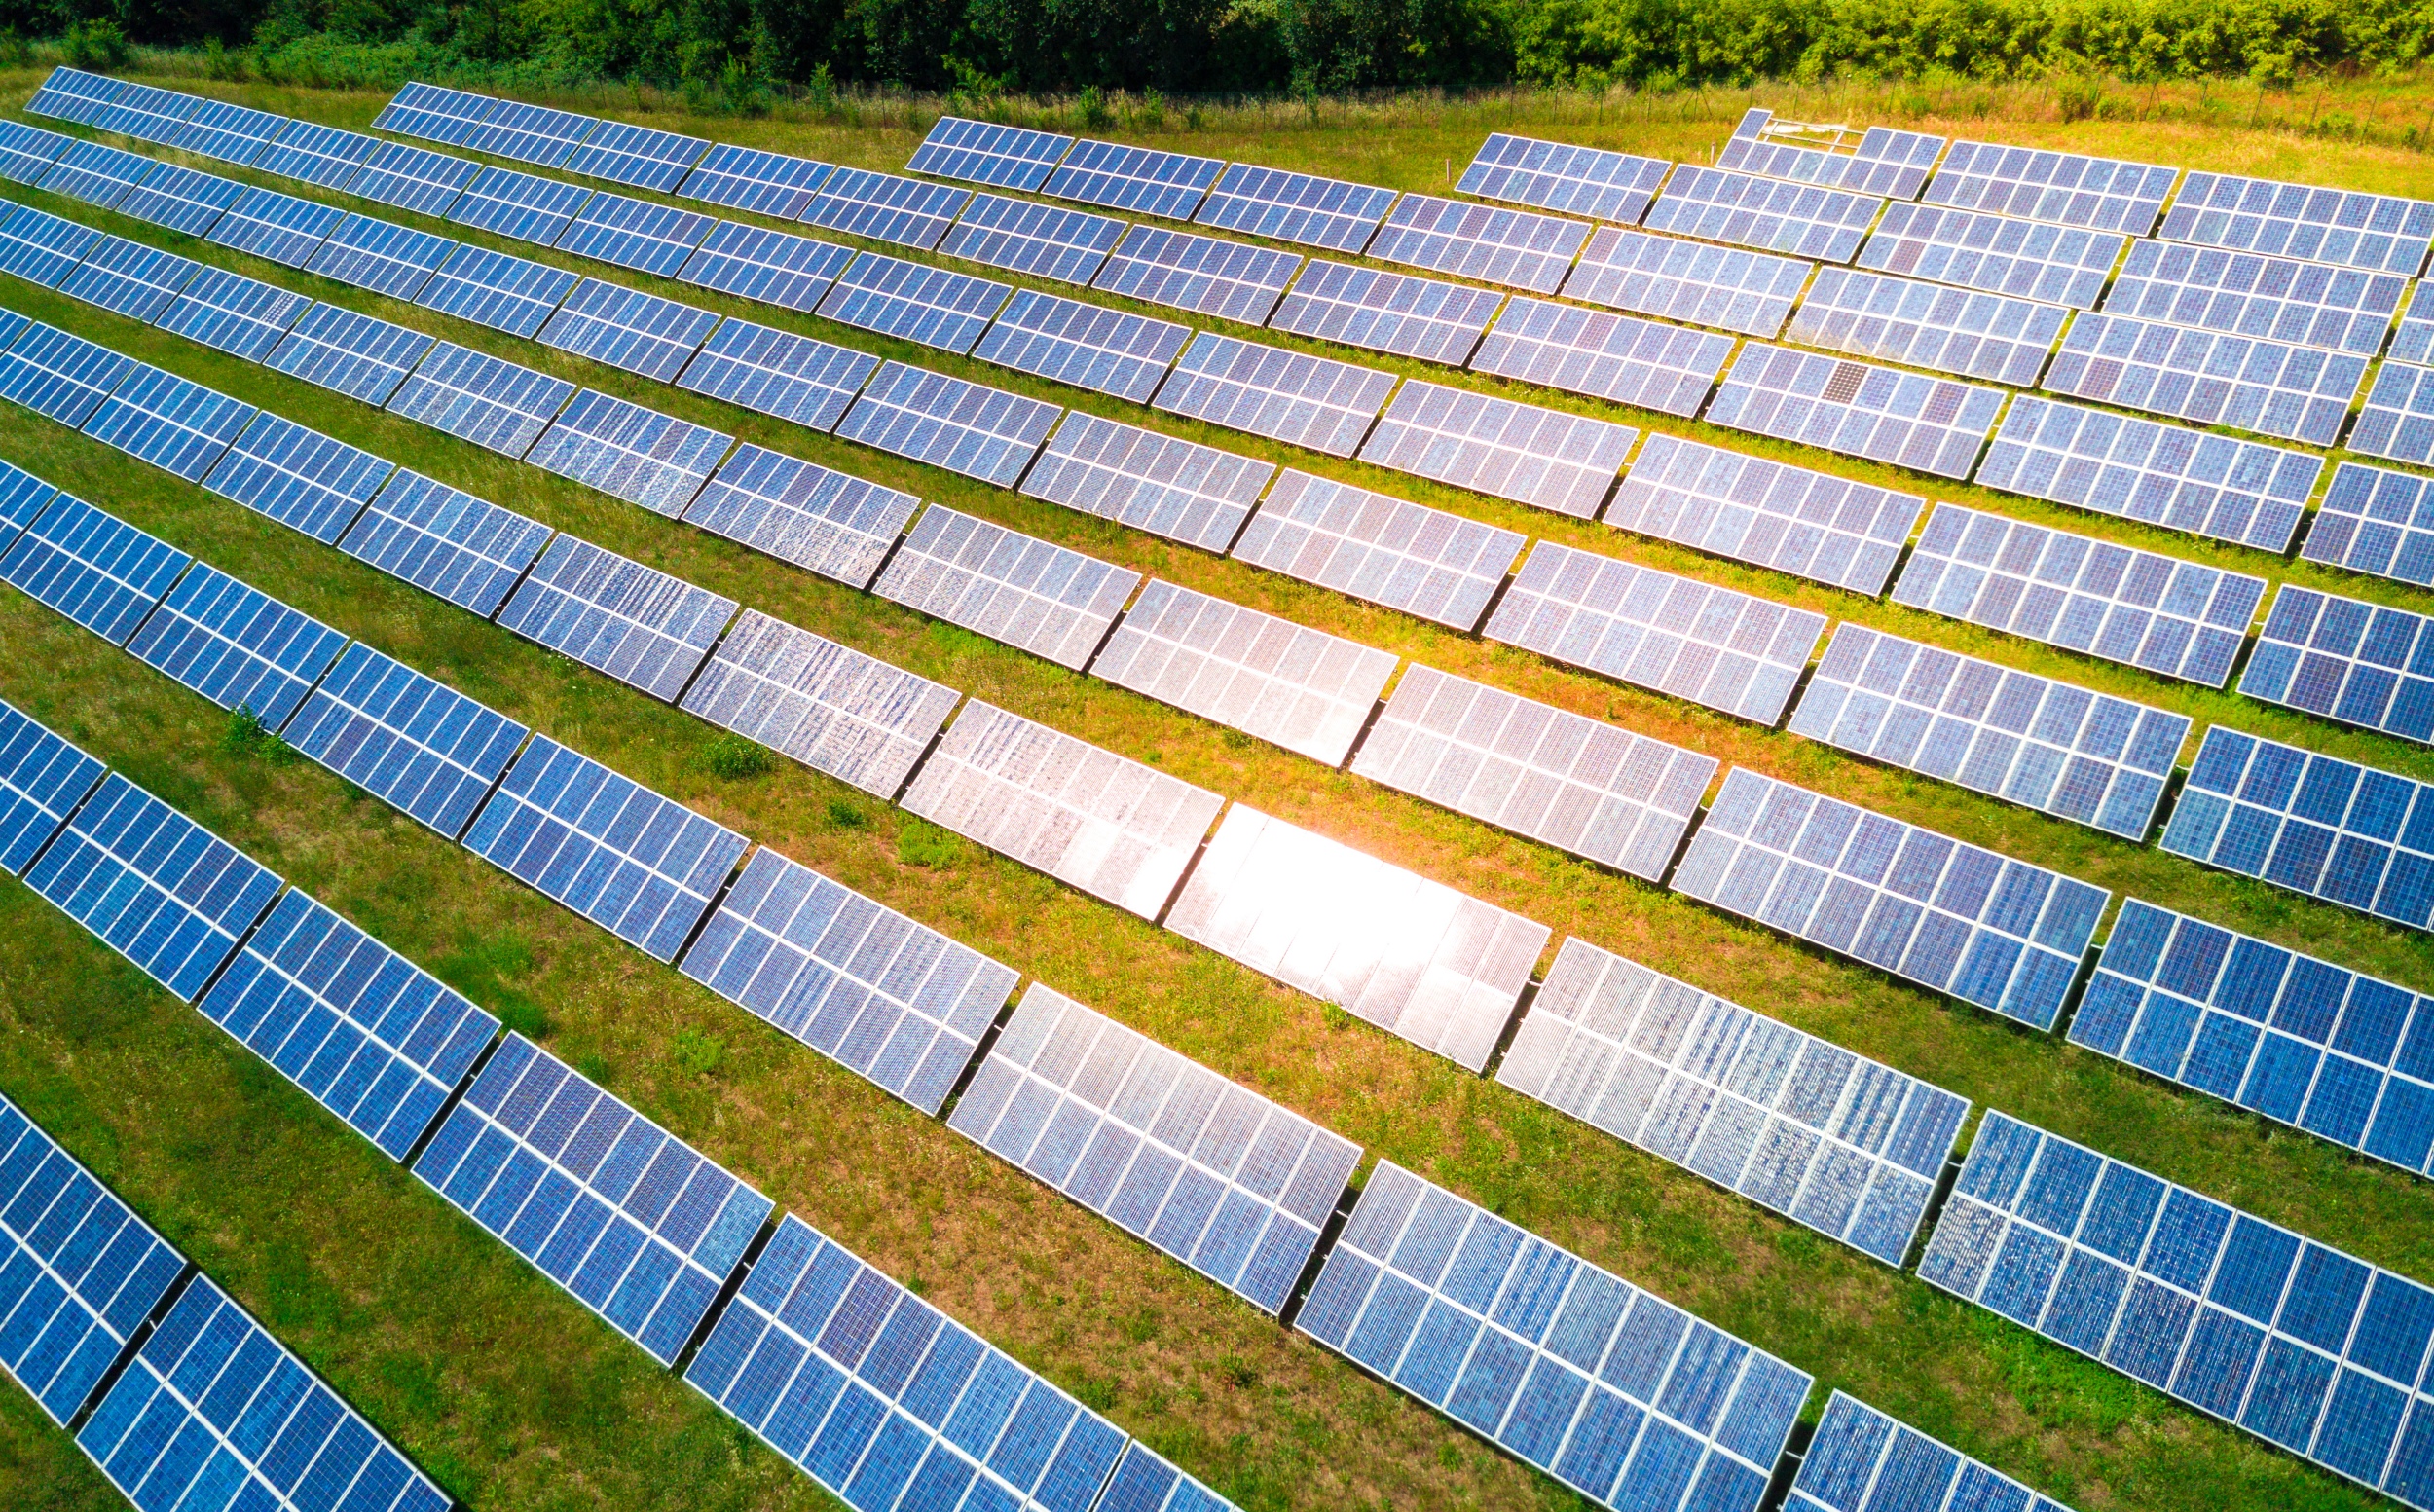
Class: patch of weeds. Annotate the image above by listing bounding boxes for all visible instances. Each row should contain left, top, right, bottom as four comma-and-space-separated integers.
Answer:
219, 706, 297, 764
576, 1052, 614, 1086
827, 796, 871, 830
1320, 1005, 1355, 1032
898, 819, 965, 869
1120, 1307, 1160, 1344
1772, 1227, 1823, 1264
670, 1026, 725, 1078
430, 934, 547, 1038
373, 1353, 445, 1420
1217, 1355, 1259, 1390
1219, 728, 1255, 751
700, 732, 775, 779
1068, 1371, 1120, 1412
1437, 1441, 1464, 1469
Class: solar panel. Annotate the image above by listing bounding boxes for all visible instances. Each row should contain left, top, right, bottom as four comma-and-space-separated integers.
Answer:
677, 318, 876, 433
1925, 141, 2178, 234
798, 166, 972, 250
0, 319, 131, 430
683, 1213, 1140, 1509
265, 303, 435, 406
682, 443, 914, 590
1268, 260, 1500, 366
1359, 379, 1638, 517
1643, 167, 1884, 264
303, 212, 457, 300
447, 164, 595, 245
553, 191, 716, 277
82, 364, 256, 484
36, 140, 155, 209
1045, 138, 1225, 219
816, 251, 1011, 354
1459, 133, 1672, 224
1891, 503, 2266, 687
535, 277, 720, 383
880, 503, 1137, 659
681, 608, 957, 797
415, 241, 580, 339
0, 120, 71, 185
1607, 434, 1921, 595
1357, 664, 1715, 875
2043, 310, 2365, 448
1678, 767, 2108, 1029
413, 1033, 769, 1360
0, 1090, 182, 1425
1786, 267, 2065, 387
0, 205, 101, 288
1022, 411, 1272, 552
92, 81, 200, 146
560, 119, 712, 193
468, 100, 608, 168
1092, 579, 1393, 764
497, 534, 735, 700
2104, 239, 2404, 356
200, 889, 499, 1160
2347, 358, 2434, 466
347, 139, 480, 215
78, 1274, 450, 1512
1792, 622, 2189, 838
951, 981, 1361, 1310
1091, 224, 1303, 324
675, 141, 833, 218
2162, 171, 2434, 276
152, 266, 309, 365
0, 494, 189, 646
1231, 468, 1524, 631
125, 563, 346, 730
1169, 805, 1550, 1068
833, 361, 1060, 487
524, 388, 732, 517
1502, 937, 1969, 1265
1858, 202, 2123, 310
1708, 343, 2004, 479
2304, 460, 2434, 586
252, 118, 385, 188
901, 701, 1219, 918
907, 115, 1076, 191
25, 772, 280, 1001
1367, 193, 1590, 296
385, 341, 572, 461
675, 219, 853, 313
372, 80, 494, 143
164, 97, 290, 166
202, 185, 344, 268
1562, 228, 1805, 340
23, 67, 122, 128
340, 469, 553, 616
1300, 1158, 1810, 1512
57, 235, 201, 323
940, 192, 1124, 285
981, 302, 1190, 422
682, 845, 1015, 1113
1151, 331, 1393, 457
2243, 585, 2434, 744
2391, 285, 2434, 365
1975, 395, 2322, 553
0, 455, 53, 549
1193, 163, 1397, 253
1790, 1393, 2075, 1512
1473, 299, 1733, 414
284, 642, 531, 838
0, 691, 96, 875
1719, 109, 1944, 199
1921, 1110, 2434, 1506
111, 162, 247, 237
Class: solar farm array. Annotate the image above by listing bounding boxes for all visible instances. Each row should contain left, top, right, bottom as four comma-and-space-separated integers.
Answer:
2, 63, 2434, 1512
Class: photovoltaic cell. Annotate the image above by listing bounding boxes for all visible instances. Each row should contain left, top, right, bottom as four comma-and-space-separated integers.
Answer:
677, 318, 878, 433
553, 192, 715, 277
1021, 412, 1269, 553
0, 206, 101, 289
371, 81, 491, 143
834, 361, 1060, 488
1791, 622, 2189, 838
684, 444, 914, 590
2350, 359, 2434, 467
1920, 1110, 2434, 1507
1786, 267, 2064, 387
1925, 141, 2178, 234
387, 340, 574, 460
82, 364, 256, 484
0, 494, 190, 645
1892, 503, 2267, 687
91, 84, 200, 145
1269, 260, 1501, 366
798, 166, 972, 251
0, 319, 132, 430
676, 220, 853, 313
1353, 664, 1715, 877
304, 212, 456, 300
1858, 202, 2123, 310
447, 165, 594, 245
265, 303, 435, 406
348, 139, 481, 216
902, 702, 1219, 918
463, 739, 749, 961
951, 982, 1361, 1311
536, 277, 720, 383
2162, 172, 2434, 277
1501, 937, 1968, 1266
1790, 1393, 2076, 1512
2390, 286, 2434, 365
1717, 109, 1946, 200
0, 456, 52, 549
36, 141, 155, 209
1562, 228, 1806, 340
676, 142, 833, 218
1046, 138, 1225, 220
23, 67, 121, 127
469, 100, 608, 168
163, 97, 288, 166
1676, 767, 2109, 1030
111, 163, 246, 237
940, 193, 1124, 285
2304, 461, 2434, 587
1472, 299, 1733, 416
680, 608, 957, 798
1152, 332, 1394, 457
2105, 239, 2405, 356
1092, 224, 1302, 324
2243, 585, 2434, 743
906, 116, 1076, 192
57, 236, 202, 323
1607, 433, 1923, 596
153, 266, 308, 362
414, 242, 580, 340
1643, 167, 1884, 264
1367, 193, 1589, 295
496, 534, 737, 701
684, 844, 1014, 1112
1459, 133, 1672, 225
252, 119, 384, 188
1230, 468, 1524, 631
1708, 343, 2004, 480
1297, 1159, 1810, 1512
2043, 310, 2365, 448
1358, 380, 1638, 517
1092, 579, 1393, 764
283, 642, 530, 839
202, 185, 344, 269
1193, 163, 1396, 253
339, 469, 552, 617
971, 288, 1188, 405
561, 120, 712, 193
412, 1033, 770, 1360
0, 690, 96, 874
815, 252, 1010, 355
525, 389, 731, 517
125, 563, 345, 730
0, 120, 70, 185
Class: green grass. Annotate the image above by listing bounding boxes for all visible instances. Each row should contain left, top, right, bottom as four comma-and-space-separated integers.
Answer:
0, 61, 2427, 1512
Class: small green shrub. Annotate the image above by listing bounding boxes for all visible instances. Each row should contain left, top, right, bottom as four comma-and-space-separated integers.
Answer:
205, 38, 245, 80
897, 819, 964, 869
671, 1026, 725, 1077
826, 797, 870, 830
1077, 85, 1112, 130
62, 18, 128, 69
701, 732, 775, 779
2059, 75, 2105, 122
220, 706, 297, 764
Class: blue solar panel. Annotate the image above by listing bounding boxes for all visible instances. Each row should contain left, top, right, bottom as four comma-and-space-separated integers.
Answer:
23, 67, 122, 128
25, 772, 281, 1002
0, 120, 71, 185
0, 1090, 184, 1425
448, 164, 595, 244
834, 361, 1060, 487
266, 303, 434, 406
161, 97, 288, 166
78, 1273, 451, 1512
940, 193, 1124, 285
1299, 1160, 1811, 1512
36, 140, 154, 208
561, 119, 712, 192
340, 469, 552, 617
0, 692, 99, 876
682, 609, 957, 798
285, 642, 531, 840
676, 141, 834, 217
1269, 259, 1502, 367
1790, 1392, 2074, 1512
799, 166, 972, 250
154, 266, 310, 362
57, 236, 202, 323
387, 341, 573, 460
1046, 138, 1224, 220
1709, 343, 2004, 480
414, 241, 579, 339
462, 738, 749, 960
536, 277, 720, 383
1922, 1110, 2434, 1509
125, 563, 346, 731
553, 191, 715, 277
1461, 132, 1673, 224
0, 456, 54, 551
683, 443, 916, 589
1194, 163, 1397, 253
112, 162, 247, 237
202, 413, 396, 545
675, 219, 852, 313
676, 319, 876, 433
908, 115, 1076, 191
1674, 767, 2109, 1031
2305, 460, 2434, 587
0, 205, 102, 288
0, 319, 130, 428
1092, 224, 1303, 324
970, 288, 1188, 405
816, 252, 1010, 354
496, 534, 736, 702
88, 81, 196, 145
2242, 585, 2434, 744
305, 212, 458, 299
1151, 332, 1394, 458
683, 1212, 1140, 1510
465, 98, 601, 168
372, 80, 492, 143
203, 185, 344, 268
347, 139, 481, 215
254, 118, 386, 188
82, 364, 258, 483
524, 388, 733, 517
0, 493, 190, 645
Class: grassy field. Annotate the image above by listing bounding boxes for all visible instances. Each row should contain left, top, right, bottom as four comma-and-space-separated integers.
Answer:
0, 60, 2429, 1512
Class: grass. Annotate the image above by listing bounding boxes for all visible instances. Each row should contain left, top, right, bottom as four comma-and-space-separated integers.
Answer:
0, 59, 2426, 1512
